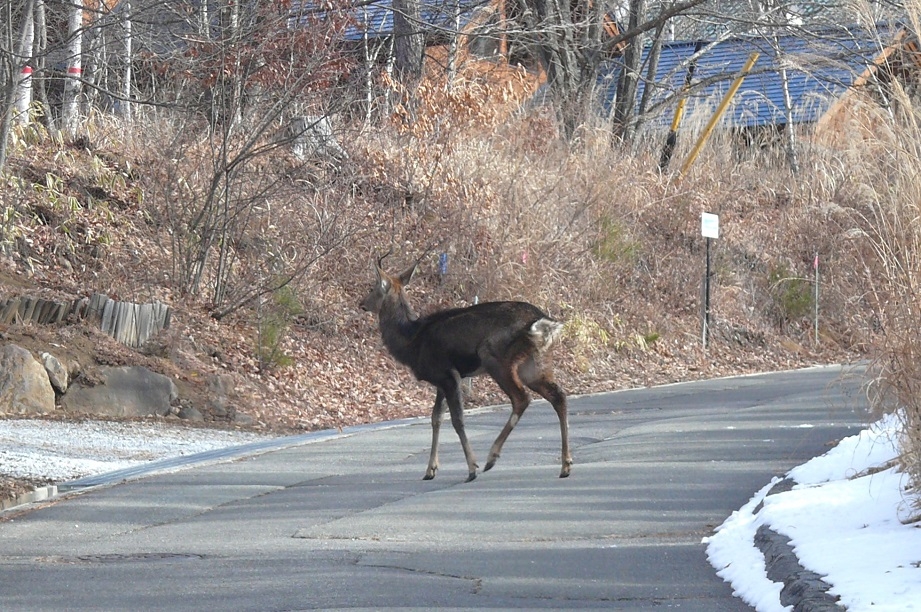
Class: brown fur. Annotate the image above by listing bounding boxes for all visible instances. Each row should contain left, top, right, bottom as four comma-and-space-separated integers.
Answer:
361, 261, 572, 481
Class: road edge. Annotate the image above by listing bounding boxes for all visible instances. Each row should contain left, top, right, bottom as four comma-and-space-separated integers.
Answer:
754, 478, 842, 611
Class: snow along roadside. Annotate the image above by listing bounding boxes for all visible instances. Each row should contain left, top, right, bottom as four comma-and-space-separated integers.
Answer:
704, 413, 921, 612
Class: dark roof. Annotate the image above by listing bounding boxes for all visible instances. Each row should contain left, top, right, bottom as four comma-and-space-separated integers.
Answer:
289, 0, 489, 42
599, 25, 899, 129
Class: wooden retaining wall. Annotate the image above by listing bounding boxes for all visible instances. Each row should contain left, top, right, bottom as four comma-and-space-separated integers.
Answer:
0, 293, 171, 349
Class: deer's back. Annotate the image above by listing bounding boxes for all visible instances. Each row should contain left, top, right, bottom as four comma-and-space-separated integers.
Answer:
410, 301, 551, 379
420, 301, 547, 334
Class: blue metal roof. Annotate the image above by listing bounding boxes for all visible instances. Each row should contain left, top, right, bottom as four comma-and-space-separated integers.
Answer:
599, 26, 896, 129
289, 0, 488, 42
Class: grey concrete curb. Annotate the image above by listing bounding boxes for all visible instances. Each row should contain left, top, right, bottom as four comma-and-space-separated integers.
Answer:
0, 484, 58, 512
753, 478, 843, 611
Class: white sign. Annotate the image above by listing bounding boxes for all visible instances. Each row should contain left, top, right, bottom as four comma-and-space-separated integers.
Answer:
701, 212, 719, 239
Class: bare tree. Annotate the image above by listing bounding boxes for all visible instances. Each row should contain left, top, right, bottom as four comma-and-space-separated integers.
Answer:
393, 0, 425, 83
131, 1, 359, 317
61, 0, 84, 136
613, 0, 647, 139
510, 0, 710, 140
500, 0, 608, 138
392, 0, 425, 123
0, 0, 36, 170
601, 0, 906, 147
120, 0, 132, 121
12, 0, 34, 127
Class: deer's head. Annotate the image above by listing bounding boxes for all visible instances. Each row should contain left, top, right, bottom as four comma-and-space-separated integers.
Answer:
360, 256, 417, 315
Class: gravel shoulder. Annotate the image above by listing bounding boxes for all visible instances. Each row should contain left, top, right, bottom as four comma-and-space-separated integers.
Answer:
0, 418, 278, 508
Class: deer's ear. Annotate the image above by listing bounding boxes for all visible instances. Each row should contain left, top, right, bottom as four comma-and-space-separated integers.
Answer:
375, 266, 391, 292
399, 264, 417, 286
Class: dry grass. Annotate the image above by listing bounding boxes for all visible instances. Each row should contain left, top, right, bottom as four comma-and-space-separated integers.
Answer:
3, 45, 919, 504
825, 78, 921, 497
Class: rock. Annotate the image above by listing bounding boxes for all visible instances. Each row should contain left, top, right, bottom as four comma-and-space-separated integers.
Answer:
178, 404, 204, 422
233, 412, 254, 426
206, 373, 235, 418
41, 351, 69, 393
287, 115, 347, 164
0, 344, 55, 415
61, 366, 178, 418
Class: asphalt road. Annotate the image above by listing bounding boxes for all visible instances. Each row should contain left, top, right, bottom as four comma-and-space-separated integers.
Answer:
0, 366, 869, 611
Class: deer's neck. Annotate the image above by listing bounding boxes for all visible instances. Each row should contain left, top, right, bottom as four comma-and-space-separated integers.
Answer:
378, 296, 421, 367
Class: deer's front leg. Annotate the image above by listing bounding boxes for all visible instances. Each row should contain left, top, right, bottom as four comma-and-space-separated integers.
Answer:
445, 374, 478, 482
424, 389, 446, 480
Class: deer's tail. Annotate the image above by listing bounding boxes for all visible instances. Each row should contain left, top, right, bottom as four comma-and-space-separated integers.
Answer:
528, 318, 564, 352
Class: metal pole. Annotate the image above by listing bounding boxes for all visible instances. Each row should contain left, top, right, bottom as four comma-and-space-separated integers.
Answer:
703, 237, 711, 349
814, 251, 819, 346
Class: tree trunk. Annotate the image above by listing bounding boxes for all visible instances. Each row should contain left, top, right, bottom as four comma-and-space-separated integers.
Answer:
391, 0, 424, 124
532, 0, 582, 138
637, 23, 665, 120
62, 0, 84, 137
13, 0, 34, 126
198, 0, 210, 38
121, 0, 132, 121
446, 3, 461, 86
33, 0, 54, 131
613, 0, 646, 140
0, 0, 36, 170
361, 6, 377, 125
392, 0, 424, 85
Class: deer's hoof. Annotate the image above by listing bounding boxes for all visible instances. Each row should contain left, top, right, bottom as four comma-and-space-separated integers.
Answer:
560, 462, 572, 478
484, 457, 497, 472
423, 467, 437, 480
466, 471, 478, 482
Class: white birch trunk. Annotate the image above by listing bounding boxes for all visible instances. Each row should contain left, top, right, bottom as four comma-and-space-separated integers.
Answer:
13, 0, 35, 125
199, 0, 209, 38
446, 6, 460, 88
121, 0, 132, 121
62, 0, 84, 136
778, 59, 798, 173
362, 7, 373, 126
229, 0, 242, 129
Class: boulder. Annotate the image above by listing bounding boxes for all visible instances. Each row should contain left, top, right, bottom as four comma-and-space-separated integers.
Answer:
177, 403, 204, 422
41, 351, 69, 393
205, 373, 235, 418
61, 366, 178, 418
287, 115, 347, 164
0, 344, 55, 415
233, 412, 254, 426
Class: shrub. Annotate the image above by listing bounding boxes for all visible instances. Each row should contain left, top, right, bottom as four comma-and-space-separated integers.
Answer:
767, 263, 815, 327
256, 285, 303, 372
594, 216, 639, 264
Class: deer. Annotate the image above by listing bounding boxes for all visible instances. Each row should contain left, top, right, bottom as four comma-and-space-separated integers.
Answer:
360, 255, 572, 482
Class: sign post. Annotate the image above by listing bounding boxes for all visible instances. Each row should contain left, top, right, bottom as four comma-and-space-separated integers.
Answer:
701, 213, 720, 349
813, 251, 819, 347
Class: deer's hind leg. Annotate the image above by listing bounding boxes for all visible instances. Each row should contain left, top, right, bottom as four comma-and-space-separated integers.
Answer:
526, 372, 572, 478
424, 389, 446, 480
484, 354, 531, 473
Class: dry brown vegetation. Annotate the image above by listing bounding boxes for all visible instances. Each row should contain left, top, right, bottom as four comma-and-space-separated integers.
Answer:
836, 77, 921, 500
2, 61, 917, 506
